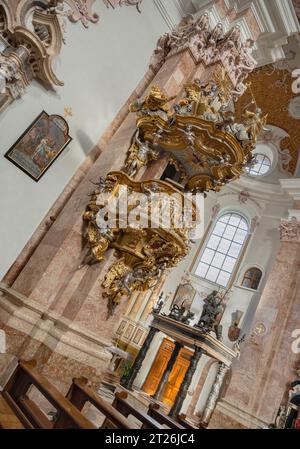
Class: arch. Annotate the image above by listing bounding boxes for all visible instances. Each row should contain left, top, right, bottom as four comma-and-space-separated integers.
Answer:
194, 212, 249, 288
0, 1, 13, 31
15, 1, 49, 27
241, 266, 263, 290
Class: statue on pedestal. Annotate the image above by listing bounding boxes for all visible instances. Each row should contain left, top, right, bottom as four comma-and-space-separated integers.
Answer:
195, 290, 224, 340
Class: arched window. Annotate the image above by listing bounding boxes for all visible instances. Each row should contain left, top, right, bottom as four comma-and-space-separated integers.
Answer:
241, 267, 262, 290
246, 153, 271, 176
195, 213, 249, 287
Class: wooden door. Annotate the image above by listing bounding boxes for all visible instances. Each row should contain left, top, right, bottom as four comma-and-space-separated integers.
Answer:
143, 338, 175, 396
161, 348, 191, 407
142, 339, 192, 407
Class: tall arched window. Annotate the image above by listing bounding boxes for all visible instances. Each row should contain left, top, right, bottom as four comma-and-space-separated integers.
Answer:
195, 213, 249, 287
241, 267, 262, 290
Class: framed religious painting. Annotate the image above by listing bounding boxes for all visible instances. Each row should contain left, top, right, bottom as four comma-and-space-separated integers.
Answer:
171, 282, 197, 310
4, 111, 72, 182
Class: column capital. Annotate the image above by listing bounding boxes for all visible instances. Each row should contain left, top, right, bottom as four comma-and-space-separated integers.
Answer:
279, 217, 300, 243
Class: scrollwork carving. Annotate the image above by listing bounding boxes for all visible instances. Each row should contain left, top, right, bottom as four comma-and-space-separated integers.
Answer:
280, 217, 300, 242
104, 0, 143, 13
83, 171, 197, 316
149, 12, 257, 99
124, 76, 265, 194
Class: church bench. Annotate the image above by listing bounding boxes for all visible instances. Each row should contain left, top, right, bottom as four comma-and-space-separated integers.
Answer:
0, 395, 25, 429
66, 377, 138, 429
147, 403, 185, 429
2, 360, 95, 429
107, 391, 163, 429
178, 413, 197, 429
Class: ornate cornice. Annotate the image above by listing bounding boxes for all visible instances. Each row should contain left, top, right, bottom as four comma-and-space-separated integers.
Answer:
149, 12, 257, 99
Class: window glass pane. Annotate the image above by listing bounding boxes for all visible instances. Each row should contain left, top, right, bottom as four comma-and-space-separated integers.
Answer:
247, 154, 271, 176
213, 221, 226, 237
223, 225, 236, 240
255, 154, 264, 163
206, 266, 219, 283
217, 238, 231, 254
211, 252, 226, 269
195, 213, 249, 288
229, 215, 241, 227
234, 229, 247, 244
228, 242, 242, 258
260, 164, 270, 175
207, 235, 221, 250
218, 214, 230, 224
222, 256, 236, 273
239, 219, 248, 231
195, 262, 209, 278
201, 248, 214, 264
217, 271, 231, 287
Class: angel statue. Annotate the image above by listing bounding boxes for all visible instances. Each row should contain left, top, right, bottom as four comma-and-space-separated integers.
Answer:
242, 103, 269, 145
125, 135, 158, 177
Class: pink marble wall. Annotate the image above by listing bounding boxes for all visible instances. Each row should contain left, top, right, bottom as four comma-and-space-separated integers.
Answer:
0, 51, 199, 383
212, 240, 300, 427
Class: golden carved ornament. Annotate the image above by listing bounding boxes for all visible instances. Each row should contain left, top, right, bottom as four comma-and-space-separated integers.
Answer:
124, 80, 262, 193
83, 171, 198, 316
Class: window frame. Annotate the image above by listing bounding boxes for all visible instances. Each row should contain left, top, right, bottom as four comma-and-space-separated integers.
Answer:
192, 211, 250, 288
241, 266, 263, 291
246, 153, 272, 177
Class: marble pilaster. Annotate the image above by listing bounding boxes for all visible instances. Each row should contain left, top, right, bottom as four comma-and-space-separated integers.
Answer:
121, 326, 158, 390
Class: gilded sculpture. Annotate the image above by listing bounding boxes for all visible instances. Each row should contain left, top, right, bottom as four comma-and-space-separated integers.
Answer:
124, 75, 266, 194
81, 13, 265, 316
83, 171, 197, 316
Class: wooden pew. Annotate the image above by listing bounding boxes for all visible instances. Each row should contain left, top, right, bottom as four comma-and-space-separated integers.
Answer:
178, 413, 197, 429
2, 360, 95, 429
66, 377, 138, 429
0, 395, 25, 429
107, 391, 162, 429
147, 403, 185, 429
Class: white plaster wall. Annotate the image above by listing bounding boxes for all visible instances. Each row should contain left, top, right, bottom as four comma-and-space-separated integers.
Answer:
136, 169, 293, 412
0, 1, 180, 279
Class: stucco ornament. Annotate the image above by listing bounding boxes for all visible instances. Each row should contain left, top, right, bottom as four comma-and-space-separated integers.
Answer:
104, 0, 143, 13
149, 13, 257, 101
280, 217, 300, 242
50, 1, 100, 28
